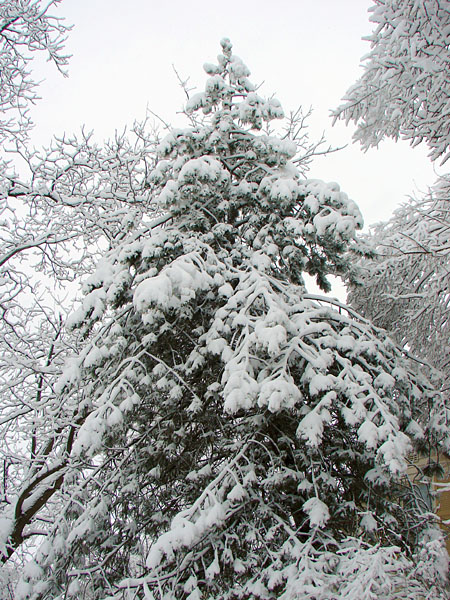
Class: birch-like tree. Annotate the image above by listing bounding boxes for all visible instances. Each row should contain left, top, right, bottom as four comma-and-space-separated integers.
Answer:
15, 40, 449, 600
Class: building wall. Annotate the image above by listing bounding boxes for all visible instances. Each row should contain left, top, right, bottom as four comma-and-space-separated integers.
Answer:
434, 457, 450, 555
407, 452, 450, 554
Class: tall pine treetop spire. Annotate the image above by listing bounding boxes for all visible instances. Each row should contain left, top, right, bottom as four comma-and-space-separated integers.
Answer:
147, 38, 364, 291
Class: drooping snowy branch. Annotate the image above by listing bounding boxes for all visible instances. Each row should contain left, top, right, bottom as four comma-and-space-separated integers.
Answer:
333, 0, 450, 164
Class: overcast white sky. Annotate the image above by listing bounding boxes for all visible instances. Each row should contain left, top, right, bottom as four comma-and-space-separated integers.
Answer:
29, 0, 442, 230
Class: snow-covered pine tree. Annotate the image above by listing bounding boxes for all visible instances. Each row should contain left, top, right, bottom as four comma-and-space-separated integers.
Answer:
22, 39, 449, 599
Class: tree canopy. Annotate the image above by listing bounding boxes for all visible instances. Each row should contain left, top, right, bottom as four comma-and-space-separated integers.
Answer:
7, 38, 448, 600
335, 0, 450, 399
348, 175, 450, 380
333, 0, 450, 164
0, 0, 70, 149
1, 2, 449, 598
